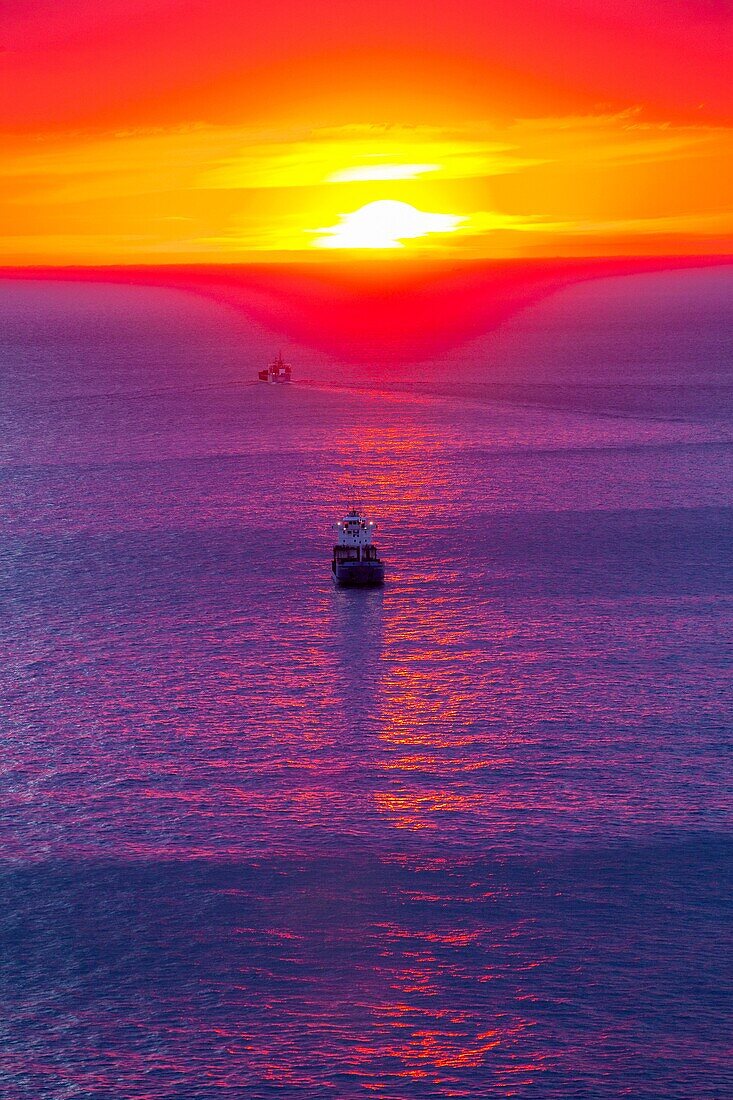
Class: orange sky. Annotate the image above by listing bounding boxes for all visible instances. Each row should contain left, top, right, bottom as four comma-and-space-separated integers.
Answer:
1, 0, 731, 263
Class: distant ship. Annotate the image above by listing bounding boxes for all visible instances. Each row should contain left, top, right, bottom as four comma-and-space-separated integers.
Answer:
258, 351, 292, 384
332, 507, 385, 587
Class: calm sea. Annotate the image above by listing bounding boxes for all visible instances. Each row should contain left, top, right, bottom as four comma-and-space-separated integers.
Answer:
1, 269, 732, 1098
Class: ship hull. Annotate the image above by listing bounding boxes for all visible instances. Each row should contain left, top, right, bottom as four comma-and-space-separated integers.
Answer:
332, 561, 385, 587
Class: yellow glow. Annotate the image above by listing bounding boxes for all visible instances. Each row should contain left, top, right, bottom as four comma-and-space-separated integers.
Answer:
197, 129, 527, 192
314, 199, 465, 249
1, 114, 731, 262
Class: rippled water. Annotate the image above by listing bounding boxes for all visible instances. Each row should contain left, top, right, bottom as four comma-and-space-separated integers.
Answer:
1, 274, 732, 1097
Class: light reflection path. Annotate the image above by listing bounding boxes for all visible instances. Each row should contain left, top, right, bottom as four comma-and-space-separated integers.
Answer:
323, 418, 552, 1094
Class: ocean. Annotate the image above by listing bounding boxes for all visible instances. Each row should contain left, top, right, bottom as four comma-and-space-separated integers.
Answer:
1, 268, 731, 1097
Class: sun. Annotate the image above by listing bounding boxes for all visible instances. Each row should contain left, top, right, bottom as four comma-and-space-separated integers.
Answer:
314, 199, 465, 249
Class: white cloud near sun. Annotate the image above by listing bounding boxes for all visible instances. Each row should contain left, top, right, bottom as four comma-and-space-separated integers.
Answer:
326, 163, 440, 182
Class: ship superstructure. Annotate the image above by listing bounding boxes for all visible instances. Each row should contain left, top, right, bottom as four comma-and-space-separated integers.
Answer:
258, 351, 292, 384
332, 507, 385, 587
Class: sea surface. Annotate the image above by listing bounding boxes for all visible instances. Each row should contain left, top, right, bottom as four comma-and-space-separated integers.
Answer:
1, 269, 732, 1098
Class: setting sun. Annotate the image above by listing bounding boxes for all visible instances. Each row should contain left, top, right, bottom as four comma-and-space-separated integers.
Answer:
314, 199, 465, 249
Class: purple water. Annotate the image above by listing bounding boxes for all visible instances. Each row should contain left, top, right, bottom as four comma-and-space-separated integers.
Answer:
1, 270, 732, 1097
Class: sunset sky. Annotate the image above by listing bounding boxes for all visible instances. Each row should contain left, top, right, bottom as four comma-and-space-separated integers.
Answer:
1, 0, 732, 263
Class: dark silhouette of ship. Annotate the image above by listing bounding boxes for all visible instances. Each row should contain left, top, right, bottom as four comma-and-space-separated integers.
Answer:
258, 351, 292, 384
332, 507, 385, 587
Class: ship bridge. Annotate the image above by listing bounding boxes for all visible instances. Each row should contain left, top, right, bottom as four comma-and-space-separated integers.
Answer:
335, 508, 375, 548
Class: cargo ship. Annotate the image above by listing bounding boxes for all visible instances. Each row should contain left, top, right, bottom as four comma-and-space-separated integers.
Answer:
258, 351, 292, 384
332, 507, 385, 587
